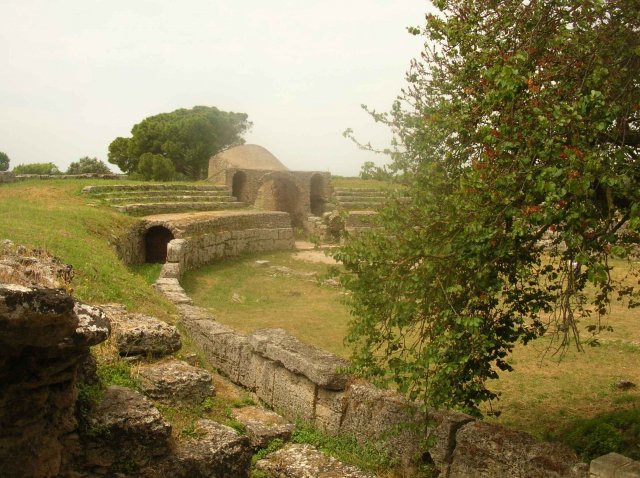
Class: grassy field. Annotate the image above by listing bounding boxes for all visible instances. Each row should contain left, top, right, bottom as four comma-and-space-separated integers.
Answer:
181, 250, 350, 356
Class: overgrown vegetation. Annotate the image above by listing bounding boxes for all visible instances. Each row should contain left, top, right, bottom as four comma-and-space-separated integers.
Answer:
108, 105, 251, 179
12, 162, 60, 175
336, 0, 640, 417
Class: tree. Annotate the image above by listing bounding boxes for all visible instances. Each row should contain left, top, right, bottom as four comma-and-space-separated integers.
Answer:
336, 0, 640, 416
66, 156, 112, 175
0, 151, 9, 172
12, 162, 60, 175
108, 106, 251, 179
136, 152, 175, 181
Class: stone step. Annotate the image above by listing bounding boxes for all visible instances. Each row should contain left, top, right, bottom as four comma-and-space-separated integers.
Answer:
335, 201, 385, 210
91, 190, 233, 199
333, 187, 382, 193
104, 195, 237, 204
83, 184, 230, 194
333, 191, 387, 198
113, 201, 249, 216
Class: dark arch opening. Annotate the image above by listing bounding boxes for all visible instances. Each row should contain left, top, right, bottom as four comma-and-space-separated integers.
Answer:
232, 171, 248, 202
272, 177, 304, 228
144, 226, 174, 263
310, 174, 326, 216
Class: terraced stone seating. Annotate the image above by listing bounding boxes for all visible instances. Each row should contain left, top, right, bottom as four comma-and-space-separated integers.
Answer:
82, 184, 249, 216
330, 187, 387, 211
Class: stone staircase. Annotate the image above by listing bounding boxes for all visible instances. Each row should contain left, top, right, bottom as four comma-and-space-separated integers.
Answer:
82, 184, 248, 216
330, 187, 387, 211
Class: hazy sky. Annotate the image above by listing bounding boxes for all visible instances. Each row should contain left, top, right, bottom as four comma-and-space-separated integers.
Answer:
0, 1, 427, 176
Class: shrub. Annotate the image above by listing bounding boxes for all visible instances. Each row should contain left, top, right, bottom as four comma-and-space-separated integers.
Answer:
12, 162, 60, 175
137, 153, 175, 181
66, 156, 112, 174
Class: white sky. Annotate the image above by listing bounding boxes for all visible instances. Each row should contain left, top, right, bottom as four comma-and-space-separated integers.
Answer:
0, 1, 428, 176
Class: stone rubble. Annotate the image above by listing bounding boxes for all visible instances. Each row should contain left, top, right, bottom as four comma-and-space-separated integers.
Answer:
231, 405, 295, 449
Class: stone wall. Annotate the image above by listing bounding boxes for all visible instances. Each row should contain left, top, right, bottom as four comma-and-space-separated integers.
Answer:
0, 171, 16, 183
178, 304, 589, 478
115, 211, 295, 267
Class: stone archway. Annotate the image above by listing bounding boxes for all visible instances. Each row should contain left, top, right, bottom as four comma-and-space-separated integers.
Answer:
310, 174, 326, 216
231, 171, 248, 202
144, 226, 174, 263
258, 176, 304, 228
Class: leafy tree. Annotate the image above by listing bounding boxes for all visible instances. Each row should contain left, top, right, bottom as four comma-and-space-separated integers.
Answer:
136, 152, 175, 181
66, 156, 112, 175
359, 161, 392, 181
0, 151, 9, 171
108, 106, 251, 179
336, 0, 640, 415
13, 162, 60, 175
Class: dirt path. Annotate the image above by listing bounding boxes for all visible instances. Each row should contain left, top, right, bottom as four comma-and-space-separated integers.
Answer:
293, 241, 339, 265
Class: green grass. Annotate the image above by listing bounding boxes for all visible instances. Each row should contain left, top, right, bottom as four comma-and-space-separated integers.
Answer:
0, 179, 175, 317
181, 251, 351, 356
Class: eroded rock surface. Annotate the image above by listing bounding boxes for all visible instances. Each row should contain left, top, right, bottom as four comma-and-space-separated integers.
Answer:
107, 308, 181, 356
231, 405, 294, 449
138, 359, 214, 404
248, 328, 350, 390
255, 443, 374, 478
151, 419, 252, 478
449, 421, 586, 478
79, 386, 172, 473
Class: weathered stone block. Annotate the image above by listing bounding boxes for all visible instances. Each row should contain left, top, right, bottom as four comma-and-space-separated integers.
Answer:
248, 328, 350, 390
449, 421, 584, 478
254, 358, 278, 404
180, 316, 250, 382
150, 419, 251, 478
314, 388, 346, 435
590, 452, 639, 478
271, 365, 317, 422
255, 443, 374, 478
138, 359, 214, 404
166, 239, 187, 262
83, 386, 172, 471
231, 406, 294, 449
109, 312, 181, 356
159, 262, 181, 279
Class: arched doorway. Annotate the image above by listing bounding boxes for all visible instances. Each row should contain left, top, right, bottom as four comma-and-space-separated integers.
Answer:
232, 171, 247, 202
310, 174, 326, 216
144, 226, 174, 263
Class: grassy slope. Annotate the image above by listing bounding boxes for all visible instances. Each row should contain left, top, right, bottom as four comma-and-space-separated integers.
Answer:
0, 179, 175, 318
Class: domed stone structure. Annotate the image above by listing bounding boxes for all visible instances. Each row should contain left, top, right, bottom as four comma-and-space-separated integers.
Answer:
208, 144, 288, 184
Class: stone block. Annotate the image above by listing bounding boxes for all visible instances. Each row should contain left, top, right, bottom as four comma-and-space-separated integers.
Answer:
83, 386, 172, 471
152, 419, 252, 478
159, 262, 181, 279
109, 312, 181, 356
138, 360, 214, 404
424, 409, 474, 476
255, 443, 374, 478
248, 328, 350, 390
231, 406, 294, 449
278, 228, 294, 240
314, 388, 346, 435
448, 421, 584, 478
180, 317, 250, 382
254, 357, 278, 404
590, 453, 638, 477
271, 365, 317, 422
166, 239, 187, 263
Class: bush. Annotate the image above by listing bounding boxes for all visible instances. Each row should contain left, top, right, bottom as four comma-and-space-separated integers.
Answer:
66, 156, 112, 175
555, 408, 640, 461
13, 162, 60, 175
0, 151, 9, 171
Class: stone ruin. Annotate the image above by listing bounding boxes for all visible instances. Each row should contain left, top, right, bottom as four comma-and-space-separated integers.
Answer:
208, 144, 332, 228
